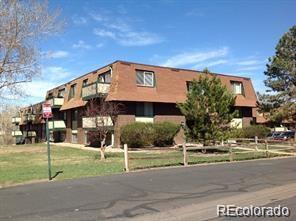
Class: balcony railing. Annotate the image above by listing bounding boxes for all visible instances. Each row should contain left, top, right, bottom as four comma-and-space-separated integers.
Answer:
48, 120, 66, 131
47, 97, 64, 108
25, 114, 35, 122
82, 116, 113, 129
11, 130, 22, 137
135, 117, 154, 123
81, 82, 110, 100
27, 131, 37, 137
11, 117, 21, 124
230, 118, 243, 128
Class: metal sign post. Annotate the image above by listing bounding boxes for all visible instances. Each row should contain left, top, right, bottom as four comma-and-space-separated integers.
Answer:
42, 102, 53, 181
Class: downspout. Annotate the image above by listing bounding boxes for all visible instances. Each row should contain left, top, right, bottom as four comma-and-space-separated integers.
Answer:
106, 65, 114, 148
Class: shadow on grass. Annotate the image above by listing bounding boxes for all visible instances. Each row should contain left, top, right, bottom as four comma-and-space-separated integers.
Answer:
52, 170, 63, 179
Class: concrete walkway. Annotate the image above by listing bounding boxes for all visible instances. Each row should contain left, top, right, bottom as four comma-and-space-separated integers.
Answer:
49, 142, 124, 153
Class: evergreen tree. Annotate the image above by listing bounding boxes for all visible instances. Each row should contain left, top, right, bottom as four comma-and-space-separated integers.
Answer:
260, 26, 296, 125
178, 76, 236, 144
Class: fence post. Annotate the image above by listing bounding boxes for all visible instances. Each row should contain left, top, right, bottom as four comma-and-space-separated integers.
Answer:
124, 144, 129, 172
182, 142, 188, 166
229, 143, 233, 162
254, 136, 258, 151
265, 140, 269, 158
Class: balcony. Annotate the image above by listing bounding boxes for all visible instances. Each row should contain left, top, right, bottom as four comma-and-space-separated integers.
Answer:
82, 82, 110, 100
48, 120, 66, 131
11, 130, 22, 137
25, 114, 35, 122
47, 97, 64, 108
27, 131, 37, 137
230, 118, 243, 128
11, 117, 21, 124
135, 117, 154, 123
82, 116, 113, 130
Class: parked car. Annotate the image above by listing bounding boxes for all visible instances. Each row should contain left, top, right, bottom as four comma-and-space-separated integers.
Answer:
275, 131, 295, 141
266, 131, 282, 140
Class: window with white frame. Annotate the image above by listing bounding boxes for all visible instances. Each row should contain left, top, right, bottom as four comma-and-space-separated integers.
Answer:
231, 81, 243, 95
136, 70, 154, 87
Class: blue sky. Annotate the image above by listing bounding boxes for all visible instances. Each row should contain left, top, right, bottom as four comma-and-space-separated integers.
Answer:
19, 0, 296, 105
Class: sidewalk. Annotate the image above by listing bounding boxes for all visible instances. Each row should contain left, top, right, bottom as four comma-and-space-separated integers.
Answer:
49, 142, 124, 153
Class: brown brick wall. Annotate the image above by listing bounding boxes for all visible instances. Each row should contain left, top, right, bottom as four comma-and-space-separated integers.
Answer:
77, 128, 85, 144
242, 117, 253, 127
65, 128, 71, 143
114, 114, 135, 148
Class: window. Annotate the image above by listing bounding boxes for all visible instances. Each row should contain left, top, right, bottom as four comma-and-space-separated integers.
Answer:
98, 71, 111, 83
82, 79, 88, 87
58, 89, 65, 98
68, 84, 77, 100
186, 81, 193, 91
136, 102, 153, 117
231, 81, 243, 95
136, 70, 154, 87
47, 92, 53, 99
71, 110, 78, 130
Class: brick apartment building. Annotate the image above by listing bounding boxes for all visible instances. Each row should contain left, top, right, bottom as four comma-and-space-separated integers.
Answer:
12, 60, 259, 147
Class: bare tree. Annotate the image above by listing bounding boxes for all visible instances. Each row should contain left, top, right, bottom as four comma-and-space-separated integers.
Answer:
85, 98, 122, 160
0, 104, 20, 145
0, 0, 63, 99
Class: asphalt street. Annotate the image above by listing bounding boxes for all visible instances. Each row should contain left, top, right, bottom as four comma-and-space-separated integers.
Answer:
0, 157, 295, 221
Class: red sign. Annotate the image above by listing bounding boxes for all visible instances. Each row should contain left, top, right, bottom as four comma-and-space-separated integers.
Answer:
42, 102, 52, 118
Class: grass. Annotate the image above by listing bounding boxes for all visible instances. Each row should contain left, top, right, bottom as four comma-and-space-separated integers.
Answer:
0, 144, 124, 187
0, 144, 284, 187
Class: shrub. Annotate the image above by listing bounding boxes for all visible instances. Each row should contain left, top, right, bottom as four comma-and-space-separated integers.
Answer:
228, 128, 244, 139
242, 125, 270, 139
228, 125, 270, 139
120, 122, 154, 148
153, 122, 180, 147
120, 121, 180, 148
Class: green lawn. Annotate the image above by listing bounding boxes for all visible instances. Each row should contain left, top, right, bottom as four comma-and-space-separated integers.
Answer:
0, 144, 124, 187
0, 144, 282, 187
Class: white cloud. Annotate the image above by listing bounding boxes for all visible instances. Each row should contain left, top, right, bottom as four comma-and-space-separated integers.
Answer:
161, 47, 229, 67
94, 27, 162, 46
42, 50, 69, 59
91, 13, 163, 46
21, 81, 57, 99
193, 59, 228, 69
72, 16, 87, 25
236, 66, 263, 71
72, 40, 92, 50
89, 12, 107, 22
186, 9, 205, 17
18, 66, 71, 103
96, 43, 104, 48
41, 66, 71, 81
236, 59, 263, 66
94, 29, 116, 39
119, 32, 162, 46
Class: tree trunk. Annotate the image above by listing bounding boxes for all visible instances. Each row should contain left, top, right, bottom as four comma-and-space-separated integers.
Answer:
100, 137, 106, 160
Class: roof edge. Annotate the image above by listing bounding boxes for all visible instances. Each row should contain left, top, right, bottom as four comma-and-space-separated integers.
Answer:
115, 60, 251, 80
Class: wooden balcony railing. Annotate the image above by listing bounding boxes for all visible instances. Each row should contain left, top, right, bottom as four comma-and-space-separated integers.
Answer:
81, 82, 110, 100
82, 116, 113, 129
47, 97, 64, 108
48, 120, 66, 131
